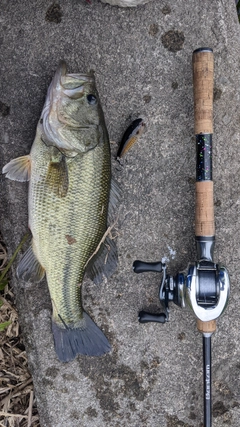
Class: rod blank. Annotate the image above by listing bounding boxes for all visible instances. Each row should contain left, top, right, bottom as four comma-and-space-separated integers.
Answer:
203, 334, 212, 427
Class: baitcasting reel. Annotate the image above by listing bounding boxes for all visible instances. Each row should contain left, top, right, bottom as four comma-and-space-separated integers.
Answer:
133, 255, 230, 325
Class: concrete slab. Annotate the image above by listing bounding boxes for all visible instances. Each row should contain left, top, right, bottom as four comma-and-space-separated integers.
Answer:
1, 1, 240, 426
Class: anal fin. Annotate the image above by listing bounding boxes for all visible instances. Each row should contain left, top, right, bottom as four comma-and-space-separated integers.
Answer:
17, 244, 45, 283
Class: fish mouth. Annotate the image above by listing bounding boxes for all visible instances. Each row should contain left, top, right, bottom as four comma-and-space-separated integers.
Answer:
48, 60, 95, 99
61, 61, 94, 86
41, 61, 100, 154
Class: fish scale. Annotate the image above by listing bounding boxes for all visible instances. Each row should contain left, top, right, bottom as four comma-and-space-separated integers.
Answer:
30, 134, 111, 325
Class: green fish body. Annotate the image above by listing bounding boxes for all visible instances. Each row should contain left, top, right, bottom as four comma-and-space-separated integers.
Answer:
3, 62, 118, 361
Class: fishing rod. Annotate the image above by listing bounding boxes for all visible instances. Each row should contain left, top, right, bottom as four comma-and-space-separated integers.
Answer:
133, 48, 230, 427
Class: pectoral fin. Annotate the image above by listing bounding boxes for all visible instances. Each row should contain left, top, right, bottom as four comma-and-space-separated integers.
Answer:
17, 243, 45, 283
46, 156, 69, 197
2, 155, 31, 181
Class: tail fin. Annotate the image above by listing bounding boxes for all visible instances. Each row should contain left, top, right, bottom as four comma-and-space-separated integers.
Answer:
52, 312, 111, 362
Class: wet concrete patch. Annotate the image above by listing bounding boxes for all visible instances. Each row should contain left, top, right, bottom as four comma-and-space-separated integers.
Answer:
0, 101, 10, 117
79, 354, 149, 423
143, 94, 151, 103
84, 406, 98, 418
161, 5, 171, 15
213, 400, 229, 417
161, 30, 185, 52
45, 3, 62, 23
149, 23, 159, 36
214, 87, 222, 101
166, 414, 194, 427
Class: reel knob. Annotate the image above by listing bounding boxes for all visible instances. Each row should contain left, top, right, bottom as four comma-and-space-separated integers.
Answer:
133, 260, 163, 273
138, 311, 167, 323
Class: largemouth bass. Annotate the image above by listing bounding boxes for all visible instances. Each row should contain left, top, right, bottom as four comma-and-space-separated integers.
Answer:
3, 62, 119, 362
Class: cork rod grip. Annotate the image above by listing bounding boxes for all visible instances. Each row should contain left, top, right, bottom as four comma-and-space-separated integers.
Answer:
195, 181, 215, 236
193, 48, 214, 135
197, 319, 216, 334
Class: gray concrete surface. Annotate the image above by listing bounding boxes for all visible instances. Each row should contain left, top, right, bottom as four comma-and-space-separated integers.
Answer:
1, 1, 240, 426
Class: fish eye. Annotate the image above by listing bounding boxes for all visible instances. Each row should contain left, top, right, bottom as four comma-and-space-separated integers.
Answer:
87, 94, 97, 105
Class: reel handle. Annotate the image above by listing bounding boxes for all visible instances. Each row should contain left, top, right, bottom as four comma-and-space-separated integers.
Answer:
193, 48, 215, 239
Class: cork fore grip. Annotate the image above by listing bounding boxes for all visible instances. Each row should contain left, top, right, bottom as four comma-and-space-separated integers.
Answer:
197, 319, 216, 334
193, 49, 214, 135
195, 181, 215, 236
